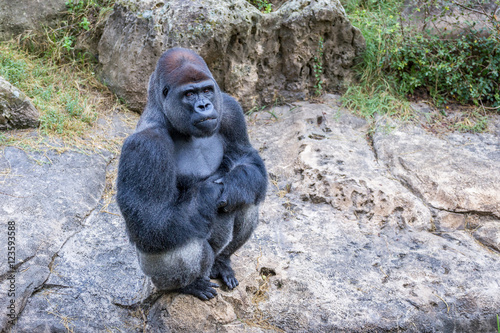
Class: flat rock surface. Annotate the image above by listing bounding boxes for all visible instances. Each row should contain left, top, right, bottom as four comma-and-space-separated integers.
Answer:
1, 98, 499, 332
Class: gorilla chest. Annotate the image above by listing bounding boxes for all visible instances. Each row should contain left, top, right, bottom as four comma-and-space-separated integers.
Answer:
174, 135, 224, 178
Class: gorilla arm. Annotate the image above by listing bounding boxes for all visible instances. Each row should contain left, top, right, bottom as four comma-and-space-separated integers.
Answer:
117, 126, 219, 253
213, 94, 268, 212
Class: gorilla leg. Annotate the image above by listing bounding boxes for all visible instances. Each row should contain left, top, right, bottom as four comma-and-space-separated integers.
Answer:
208, 211, 235, 256
136, 239, 218, 300
210, 205, 259, 289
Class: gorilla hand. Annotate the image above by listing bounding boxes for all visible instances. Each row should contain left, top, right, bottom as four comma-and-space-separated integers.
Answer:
198, 178, 224, 216
213, 176, 246, 213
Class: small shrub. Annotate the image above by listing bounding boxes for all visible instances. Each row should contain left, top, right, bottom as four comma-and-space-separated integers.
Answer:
341, 0, 500, 129
313, 37, 324, 96
19, 0, 115, 64
247, 0, 272, 13
387, 32, 500, 108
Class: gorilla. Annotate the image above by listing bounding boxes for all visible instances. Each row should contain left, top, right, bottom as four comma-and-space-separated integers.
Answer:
116, 48, 267, 300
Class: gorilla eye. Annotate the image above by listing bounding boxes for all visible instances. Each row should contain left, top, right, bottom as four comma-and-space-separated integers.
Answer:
185, 91, 194, 97
162, 87, 169, 97
203, 88, 213, 94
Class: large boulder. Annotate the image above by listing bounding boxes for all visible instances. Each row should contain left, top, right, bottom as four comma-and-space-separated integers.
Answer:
0, 0, 66, 41
97, 0, 365, 112
0, 76, 39, 130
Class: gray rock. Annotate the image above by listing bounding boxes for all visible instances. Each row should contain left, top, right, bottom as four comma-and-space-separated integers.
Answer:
0, 147, 110, 331
244, 104, 500, 332
0, 0, 66, 41
2, 102, 499, 332
373, 123, 500, 220
0, 76, 40, 130
97, 0, 365, 112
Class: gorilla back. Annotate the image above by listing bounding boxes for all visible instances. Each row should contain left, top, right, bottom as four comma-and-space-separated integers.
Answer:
116, 48, 267, 300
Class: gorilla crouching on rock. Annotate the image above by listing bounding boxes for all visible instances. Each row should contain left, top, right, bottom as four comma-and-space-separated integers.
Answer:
116, 48, 267, 300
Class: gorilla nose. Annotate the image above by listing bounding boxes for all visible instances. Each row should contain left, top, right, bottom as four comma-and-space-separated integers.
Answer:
195, 101, 213, 113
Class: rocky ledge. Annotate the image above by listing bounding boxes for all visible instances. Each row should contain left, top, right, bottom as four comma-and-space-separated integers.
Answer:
1, 97, 499, 332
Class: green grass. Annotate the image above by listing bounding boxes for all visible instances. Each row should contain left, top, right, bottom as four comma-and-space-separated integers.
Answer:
340, 0, 413, 119
247, 0, 272, 13
340, 0, 499, 131
0, 43, 110, 143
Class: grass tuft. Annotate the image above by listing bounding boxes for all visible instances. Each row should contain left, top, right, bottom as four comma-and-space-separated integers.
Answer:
341, 0, 411, 119
0, 42, 122, 150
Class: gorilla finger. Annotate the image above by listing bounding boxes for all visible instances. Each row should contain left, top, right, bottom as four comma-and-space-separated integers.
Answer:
217, 199, 227, 209
209, 281, 220, 289
213, 177, 224, 184
217, 191, 228, 208
222, 202, 238, 213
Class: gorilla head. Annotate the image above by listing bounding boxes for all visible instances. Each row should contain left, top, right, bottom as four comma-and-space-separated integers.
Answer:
147, 48, 223, 138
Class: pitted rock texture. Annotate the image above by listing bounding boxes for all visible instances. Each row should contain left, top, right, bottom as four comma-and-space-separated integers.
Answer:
97, 0, 365, 111
1, 99, 499, 332
0, 76, 39, 130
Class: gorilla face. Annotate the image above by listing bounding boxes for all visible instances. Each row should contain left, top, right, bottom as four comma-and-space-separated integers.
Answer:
175, 79, 219, 136
151, 48, 223, 138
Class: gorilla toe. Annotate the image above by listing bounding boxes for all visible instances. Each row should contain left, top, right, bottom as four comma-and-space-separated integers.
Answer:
210, 258, 238, 289
223, 276, 239, 290
178, 278, 219, 301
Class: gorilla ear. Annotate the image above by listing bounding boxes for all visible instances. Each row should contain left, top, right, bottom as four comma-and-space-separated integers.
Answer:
162, 86, 169, 98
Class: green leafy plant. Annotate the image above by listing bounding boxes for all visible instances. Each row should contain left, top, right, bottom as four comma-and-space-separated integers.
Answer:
313, 37, 324, 96
61, 36, 74, 51
79, 17, 91, 31
387, 32, 500, 108
19, 0, 115, 64
66, 0, 87, 13
247, 0, 272, 13
341, 0, 499, 131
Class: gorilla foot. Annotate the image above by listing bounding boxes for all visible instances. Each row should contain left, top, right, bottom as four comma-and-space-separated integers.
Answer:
210, 258, 239, 290
178, 278, 219, 301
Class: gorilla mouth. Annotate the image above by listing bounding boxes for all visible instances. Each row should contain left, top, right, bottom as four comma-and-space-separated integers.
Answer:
195, 117, 216, 125
193, 117, 218, 134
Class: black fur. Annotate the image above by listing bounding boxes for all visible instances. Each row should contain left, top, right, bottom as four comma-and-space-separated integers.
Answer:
116, 48, 267, 300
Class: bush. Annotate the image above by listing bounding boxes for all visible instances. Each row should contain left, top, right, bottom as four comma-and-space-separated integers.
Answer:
341, 0, 500, 123
388, 32, 500, 107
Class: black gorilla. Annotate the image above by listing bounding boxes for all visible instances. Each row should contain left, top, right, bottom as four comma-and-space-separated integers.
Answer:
116, 48, 267, 300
